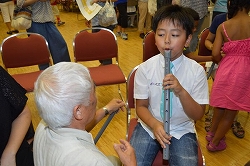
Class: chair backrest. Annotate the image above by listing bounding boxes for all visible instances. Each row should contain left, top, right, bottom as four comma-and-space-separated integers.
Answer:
143, 30, 160, 62
198, 27, 211, 56
0, 32, 51, 69
73, 27, 118, 63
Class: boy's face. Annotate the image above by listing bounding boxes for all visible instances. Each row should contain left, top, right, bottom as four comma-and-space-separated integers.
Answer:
155, 19, 192, 61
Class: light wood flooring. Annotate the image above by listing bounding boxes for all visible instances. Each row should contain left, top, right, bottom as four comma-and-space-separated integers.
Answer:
0, 10, 250, 166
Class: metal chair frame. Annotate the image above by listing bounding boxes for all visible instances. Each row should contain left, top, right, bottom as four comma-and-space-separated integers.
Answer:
73, 27, 127, 101
0, 32, 52, 92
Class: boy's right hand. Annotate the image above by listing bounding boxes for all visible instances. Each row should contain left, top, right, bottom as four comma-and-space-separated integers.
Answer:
163, 73, 184, 97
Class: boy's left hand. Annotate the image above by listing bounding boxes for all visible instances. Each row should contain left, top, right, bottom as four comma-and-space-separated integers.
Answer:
152, 121, 171, 148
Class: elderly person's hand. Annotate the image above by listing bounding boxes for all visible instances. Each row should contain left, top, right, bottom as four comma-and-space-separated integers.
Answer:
104, 99, 125, 115
114, 139, 137, 166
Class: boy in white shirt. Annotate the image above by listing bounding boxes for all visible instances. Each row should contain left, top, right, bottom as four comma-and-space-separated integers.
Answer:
129, 5, 209, 166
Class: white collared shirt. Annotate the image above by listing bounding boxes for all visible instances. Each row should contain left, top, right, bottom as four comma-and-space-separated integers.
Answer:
34, 120, 113, 166
134, 54, 209, 139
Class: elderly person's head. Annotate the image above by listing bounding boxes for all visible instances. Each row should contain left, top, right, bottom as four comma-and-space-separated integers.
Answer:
34, 62, 96, 130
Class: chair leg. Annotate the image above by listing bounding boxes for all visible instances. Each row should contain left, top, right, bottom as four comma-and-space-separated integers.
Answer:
207, 62, 215, 80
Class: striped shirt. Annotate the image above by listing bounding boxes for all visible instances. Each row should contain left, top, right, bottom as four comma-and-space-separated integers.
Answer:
181, 0, 208, 19
17, 0, 54, 23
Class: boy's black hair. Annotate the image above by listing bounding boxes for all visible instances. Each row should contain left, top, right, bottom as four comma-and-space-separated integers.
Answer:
185, 7, 199, 21
227, 0, 250, 19
152, 5, 194, 39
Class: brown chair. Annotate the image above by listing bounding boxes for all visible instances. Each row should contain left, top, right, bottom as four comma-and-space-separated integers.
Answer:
73, 27, 127, 100
0, 32, 52, 92
197, 27, 216, 80
198, 27, 211, 57
126, 66, 205, 166
143, 30, 160, 62
126, 65, 138, 139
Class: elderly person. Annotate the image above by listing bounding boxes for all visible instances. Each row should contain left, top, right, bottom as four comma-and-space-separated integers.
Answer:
33, 62, 137, 166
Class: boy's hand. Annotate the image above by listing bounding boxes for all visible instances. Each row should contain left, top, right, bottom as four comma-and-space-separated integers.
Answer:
163, 74, 183, 96
152, 121, 171, 148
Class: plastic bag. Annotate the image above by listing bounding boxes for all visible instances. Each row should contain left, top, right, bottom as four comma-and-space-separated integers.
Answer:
11, 6, 32, 30
98, 0, 117, 27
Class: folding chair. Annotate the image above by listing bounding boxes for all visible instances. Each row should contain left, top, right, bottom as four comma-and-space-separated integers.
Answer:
126, 65, 138, 140
126, 66, 205, 166
198, 27, 215, 79
143, 30, 160, 61
73, 27, 127, 100
0, 32, 52, 92
198, 27, 211, 57
198, 27, 216, 131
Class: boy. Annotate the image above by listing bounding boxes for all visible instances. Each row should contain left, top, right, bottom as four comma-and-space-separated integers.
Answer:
184, 7, 213, 62
129, 5, 209, 165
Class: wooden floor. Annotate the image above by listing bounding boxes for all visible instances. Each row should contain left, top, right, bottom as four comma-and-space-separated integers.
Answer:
1, 10, 250, 166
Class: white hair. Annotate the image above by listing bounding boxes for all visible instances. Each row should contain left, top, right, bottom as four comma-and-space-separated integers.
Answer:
34, 62, 93, 129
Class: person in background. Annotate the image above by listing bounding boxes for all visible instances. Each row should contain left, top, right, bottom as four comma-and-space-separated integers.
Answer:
205, 0, 227, 81
179, 0, 208, 54
17, 0, 71, 70
33, 62, 137, 166
211, 0, 227, 20
138, 0, 152, 39
51, 0, 65, 26
0, 66, 34, 166
206, 0, 250, 152
184, 6, 213, 62
127, 5, 136, 27
157, 0, 171, 10
129, 5, 209, 165
205, 3, 245, 139
115, 0, 128, 40
0, 0, 19, 35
